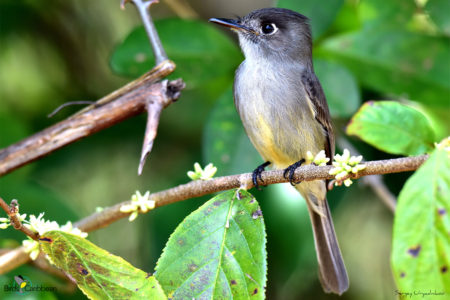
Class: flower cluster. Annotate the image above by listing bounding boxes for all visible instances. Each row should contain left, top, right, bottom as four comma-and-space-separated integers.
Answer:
306, 150, 330, 166
187, 162, 217, 180
8, 213, 88, 260
329, 149, 366, 187
120, 191, 155, 222
0, 213, 26, 229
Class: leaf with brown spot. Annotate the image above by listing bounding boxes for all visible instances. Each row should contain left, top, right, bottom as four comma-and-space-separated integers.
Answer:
155, 189, 267, 299
39, 231, 167, 299
392, 148, 450, 293
407, 245, 421, 257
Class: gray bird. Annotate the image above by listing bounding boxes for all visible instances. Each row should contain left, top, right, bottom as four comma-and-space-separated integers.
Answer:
210, 8, 349, 295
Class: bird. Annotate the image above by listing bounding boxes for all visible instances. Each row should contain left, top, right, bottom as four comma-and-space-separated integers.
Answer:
210, 7, 349, 295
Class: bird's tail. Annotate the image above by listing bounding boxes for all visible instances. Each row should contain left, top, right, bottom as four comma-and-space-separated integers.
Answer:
301, 186, 349, 295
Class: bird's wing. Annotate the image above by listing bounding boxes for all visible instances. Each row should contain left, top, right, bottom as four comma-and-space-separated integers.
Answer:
301, 68, 335, 160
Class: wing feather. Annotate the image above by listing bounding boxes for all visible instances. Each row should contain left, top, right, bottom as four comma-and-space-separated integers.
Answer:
301, 69, 335, 160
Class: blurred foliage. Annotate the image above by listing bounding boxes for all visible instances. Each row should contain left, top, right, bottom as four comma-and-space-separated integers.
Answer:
0, 0, 448, 299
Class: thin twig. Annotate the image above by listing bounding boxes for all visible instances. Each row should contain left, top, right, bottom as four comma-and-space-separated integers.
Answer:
122, 0, 168, 64
47, 101, 95, 118
0, 198, 39, 240
0, 154, 428, 274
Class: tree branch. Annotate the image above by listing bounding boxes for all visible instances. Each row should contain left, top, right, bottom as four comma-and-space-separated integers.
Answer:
75, 154, 427, 232
0, 197, 39, 240
0, 154, 428, 274
0, 60, 184, 177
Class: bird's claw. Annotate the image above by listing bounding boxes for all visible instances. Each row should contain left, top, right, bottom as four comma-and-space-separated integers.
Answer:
252, 161, 270, 190
283, 159, 305, 186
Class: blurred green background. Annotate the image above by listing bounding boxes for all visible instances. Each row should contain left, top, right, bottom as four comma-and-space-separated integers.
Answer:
0, 0, 448, 299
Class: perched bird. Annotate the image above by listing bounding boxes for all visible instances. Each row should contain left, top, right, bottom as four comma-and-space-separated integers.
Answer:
210, 8, 349, 294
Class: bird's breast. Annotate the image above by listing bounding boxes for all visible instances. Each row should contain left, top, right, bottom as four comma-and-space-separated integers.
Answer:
234, 60, 324, 168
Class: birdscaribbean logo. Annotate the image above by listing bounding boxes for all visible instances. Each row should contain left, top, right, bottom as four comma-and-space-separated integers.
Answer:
14, 275, 29, 293
3, 275, 57, 295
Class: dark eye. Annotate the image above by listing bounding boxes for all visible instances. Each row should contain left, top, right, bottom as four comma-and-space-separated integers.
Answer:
261, 23, 277, 34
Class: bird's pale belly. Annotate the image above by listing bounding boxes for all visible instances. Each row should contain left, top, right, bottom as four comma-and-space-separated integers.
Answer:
238, 99, 324, 169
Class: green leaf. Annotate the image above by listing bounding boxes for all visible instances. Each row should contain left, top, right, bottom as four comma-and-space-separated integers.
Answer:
203, 87, 261, 176
347, 101, 435, 156
391, 148, 450, 293
426, 0, 450, 36
320, 29, 450, 106
313, 59, 360, 118
155, 189, 267, 299
358, 0, 415, 29
110, 19, 241, 89
276, 0, 344, 39
39, 231, 167, 300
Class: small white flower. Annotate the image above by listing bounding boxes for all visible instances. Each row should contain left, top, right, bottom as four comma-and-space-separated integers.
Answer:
329, 149, 366, 187
349, 155, 363, 165
120, 191, 155, 222
120, 204, 136, 213
60, 221, 88, 238
187, 162, 217, 180
129, 211, 139, 222
1, 213, 27, 229
344, 179, 353, 187
23, 238, 40, 260
313, 150, 330, 166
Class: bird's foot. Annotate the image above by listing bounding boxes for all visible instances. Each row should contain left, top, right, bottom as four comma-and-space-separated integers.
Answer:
283, 159, 305, 186
252, 161, 270, 190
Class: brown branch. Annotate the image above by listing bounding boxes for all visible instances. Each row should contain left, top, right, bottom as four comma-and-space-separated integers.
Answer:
0, 198, 39, 240
0, 154, 428, 274
74, 154, 428, 232
139, 93, 164, 174
0, 60, 183, 177
0, 247, 30, 274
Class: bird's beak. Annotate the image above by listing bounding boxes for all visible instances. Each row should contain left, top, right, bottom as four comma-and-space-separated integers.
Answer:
209, 18, 258, 35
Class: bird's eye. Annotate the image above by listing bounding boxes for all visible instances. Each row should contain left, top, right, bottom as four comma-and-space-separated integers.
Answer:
261, 23, 277, 34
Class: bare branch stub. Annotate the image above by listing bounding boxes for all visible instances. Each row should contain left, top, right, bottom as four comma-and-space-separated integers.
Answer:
0, 60, 181, 177
138, 79, 185, 174
0, 198, 39, 240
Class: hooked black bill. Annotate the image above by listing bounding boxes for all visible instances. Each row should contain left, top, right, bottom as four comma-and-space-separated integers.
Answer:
209, 18, 258, 35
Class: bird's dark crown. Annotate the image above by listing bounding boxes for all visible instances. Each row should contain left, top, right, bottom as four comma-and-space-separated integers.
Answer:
241, 7, 309, 29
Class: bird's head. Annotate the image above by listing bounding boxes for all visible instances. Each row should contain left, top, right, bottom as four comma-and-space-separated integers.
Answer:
210, 8, 312, 63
